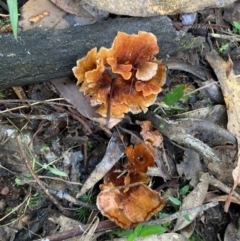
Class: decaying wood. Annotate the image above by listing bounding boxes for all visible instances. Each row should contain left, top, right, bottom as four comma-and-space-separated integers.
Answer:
0, 16, 204, 88
85, 0, 236, 16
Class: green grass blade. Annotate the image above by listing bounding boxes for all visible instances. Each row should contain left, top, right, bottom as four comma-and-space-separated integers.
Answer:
7, 0, 18, 39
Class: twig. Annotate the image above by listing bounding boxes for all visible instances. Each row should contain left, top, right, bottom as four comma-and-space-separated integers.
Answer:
145, 201, 219, 226
106, 181, 146, 192
0, 194, 30, 222
34, 220, 115, 241
48, 189, 97, 210
0, 13, 9, 17
17, 137, 70, 216
0, 112, 67, 121
207, 174, 240, 200
67, 108, 92, 134
20, 175, 82, 186
0, 98, 65, 114
209, 32, 240, 42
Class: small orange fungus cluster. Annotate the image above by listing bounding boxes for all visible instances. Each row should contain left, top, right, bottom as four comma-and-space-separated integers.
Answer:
73, 31, 166, 118
96, 142, 166, 229
136, 120, 163, 147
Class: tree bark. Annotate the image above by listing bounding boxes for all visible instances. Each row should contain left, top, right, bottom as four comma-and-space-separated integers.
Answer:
0, 16, 204, 88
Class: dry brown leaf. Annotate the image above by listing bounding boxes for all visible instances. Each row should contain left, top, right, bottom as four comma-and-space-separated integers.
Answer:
84, 0, 235, 16
19, 0, 97, 31
205, 50, 240, 211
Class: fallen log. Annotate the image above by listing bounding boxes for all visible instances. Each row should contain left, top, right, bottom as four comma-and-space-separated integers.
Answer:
0, 16, 204, 88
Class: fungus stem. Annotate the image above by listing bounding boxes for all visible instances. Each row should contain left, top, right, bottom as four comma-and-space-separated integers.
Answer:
106, 77, 117, 125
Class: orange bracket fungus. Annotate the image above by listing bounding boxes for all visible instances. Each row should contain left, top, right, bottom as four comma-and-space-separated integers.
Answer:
73, 31, 166, 120
96, 143, 166, 229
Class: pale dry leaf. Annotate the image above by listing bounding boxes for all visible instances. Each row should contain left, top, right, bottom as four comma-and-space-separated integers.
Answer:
76, 131, 125, 198
174, 173, 210, 231
79, 217, 99, 241
51, 77, 122, 128
51, 0, 108, 19
205, 50, 240, 209
177, 149, 202, 187
180, 221, 195, 240
19, 0, 67, 30
84, 0, 235, 16
20, 0, 97, 31
51, 0, 93, 17
51, 77, 99, 119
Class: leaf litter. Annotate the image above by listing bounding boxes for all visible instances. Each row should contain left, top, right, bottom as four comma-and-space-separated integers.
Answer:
2, 1, 240, 240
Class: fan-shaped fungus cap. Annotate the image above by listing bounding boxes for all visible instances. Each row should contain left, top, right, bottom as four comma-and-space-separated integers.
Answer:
96, 163, 165, 229
73, 31, 166, 119
125, 142, 156, 173
97, 184, 165, 229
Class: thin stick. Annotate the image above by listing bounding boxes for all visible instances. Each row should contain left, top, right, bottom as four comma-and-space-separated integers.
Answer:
0, 194, 30, 222
209, 33, 240, 42
17, 137, 70, 216
21, 175, 83, 186
144, 201, 219, 226
0, 98, 65, 114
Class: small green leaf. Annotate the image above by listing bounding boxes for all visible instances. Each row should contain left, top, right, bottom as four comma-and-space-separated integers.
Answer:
134, 224, 143, 236
48, 166, 68, 177
25, 173, 32, 178
113, 229, 134, 238
139, 225, 166, 237
163, 84, 186, 106
183, 214, 192, 222
127, 233, 137, 241
233, 21, 240, 31
40, 144, 49, 153
180, 185, 190, 196
168, 196, 181, 206
7, 0, 18, 39
219, 43, 229, 53
15, 178, 22, 185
